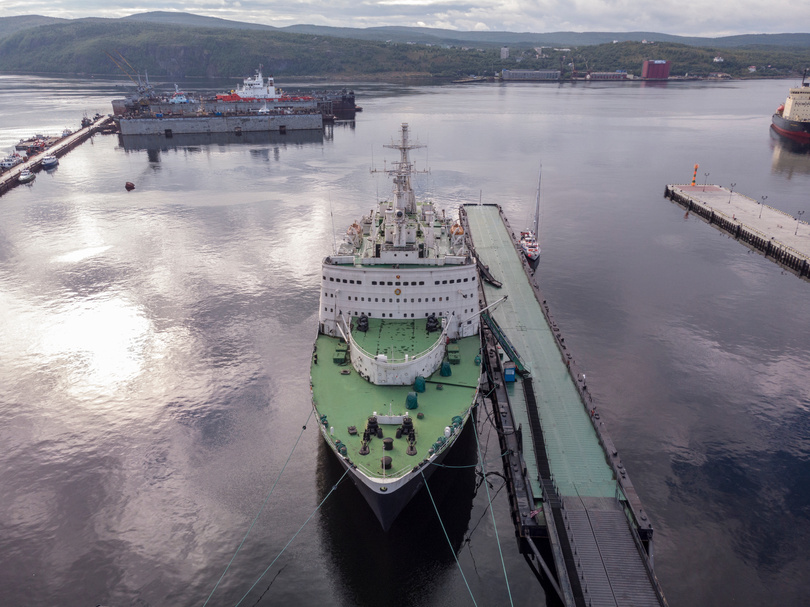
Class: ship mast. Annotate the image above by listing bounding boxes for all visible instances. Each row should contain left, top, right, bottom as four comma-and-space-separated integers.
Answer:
383, 123, 426, 215
533, 164, 542, 235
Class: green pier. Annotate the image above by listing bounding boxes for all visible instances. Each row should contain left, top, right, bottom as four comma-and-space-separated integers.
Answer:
462, 203, 667, 607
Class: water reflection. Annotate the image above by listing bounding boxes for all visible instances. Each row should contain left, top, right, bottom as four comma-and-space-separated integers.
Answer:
117, 129, 326, 153
315, 421, 478, 607
770, 127, 810, 176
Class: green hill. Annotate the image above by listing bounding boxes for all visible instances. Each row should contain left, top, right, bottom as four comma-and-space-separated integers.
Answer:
0, 14, 807, 80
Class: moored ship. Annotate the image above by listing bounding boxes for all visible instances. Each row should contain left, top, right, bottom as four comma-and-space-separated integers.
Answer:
772, 71, 810, 144
310, 123, 483, 530
215, 66, 286, 102
520, 167, 542, 261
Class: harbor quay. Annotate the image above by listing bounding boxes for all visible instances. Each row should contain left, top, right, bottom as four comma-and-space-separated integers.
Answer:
0, 115, 114, 198
665, 184, 810, 280
462, 203, 666, 606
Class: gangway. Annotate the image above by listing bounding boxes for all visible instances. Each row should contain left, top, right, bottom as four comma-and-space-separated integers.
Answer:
480, 311, 530, 376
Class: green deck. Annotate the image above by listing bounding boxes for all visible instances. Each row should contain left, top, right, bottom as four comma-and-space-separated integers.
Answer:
351, 317, 441, 360
464, 205, 617, 500
310, 322, 481, 480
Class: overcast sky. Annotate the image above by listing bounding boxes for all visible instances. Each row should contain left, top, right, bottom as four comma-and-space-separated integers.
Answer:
4, 0, 808, 38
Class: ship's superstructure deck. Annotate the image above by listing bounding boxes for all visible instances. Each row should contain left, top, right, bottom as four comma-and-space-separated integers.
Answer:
462, 203, 666, 607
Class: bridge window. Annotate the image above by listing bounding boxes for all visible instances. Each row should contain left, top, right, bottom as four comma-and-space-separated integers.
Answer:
372, 281, 378, 285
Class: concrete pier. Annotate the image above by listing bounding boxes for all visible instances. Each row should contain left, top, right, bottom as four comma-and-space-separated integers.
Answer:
462, 203, 667, 607
665, 184, 810, 279
0, 115, 114, 198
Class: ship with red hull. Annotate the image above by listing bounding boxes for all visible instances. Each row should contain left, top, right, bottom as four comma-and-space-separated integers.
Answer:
771, 71, 810, 144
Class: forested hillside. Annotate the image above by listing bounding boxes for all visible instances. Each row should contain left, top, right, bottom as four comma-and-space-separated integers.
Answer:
0, 16, 807, 80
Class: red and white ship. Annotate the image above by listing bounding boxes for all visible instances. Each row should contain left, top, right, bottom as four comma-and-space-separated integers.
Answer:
216, 66, 311, 103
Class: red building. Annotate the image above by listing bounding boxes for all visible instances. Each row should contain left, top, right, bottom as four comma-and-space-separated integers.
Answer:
642, 60, 671, 79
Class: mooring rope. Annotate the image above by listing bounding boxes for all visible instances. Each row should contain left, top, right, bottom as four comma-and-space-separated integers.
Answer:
473, 412, 514, 606
202, 408, 315, 607
421, 469, 478, 606
233, 467, 351, 606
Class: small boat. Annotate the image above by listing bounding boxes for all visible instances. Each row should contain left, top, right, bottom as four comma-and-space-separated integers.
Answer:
1, 153, 25, 169
42, 155, 58, 169
168, 84, 190, 104
772, 69, 810, 144
520, 231, 540, 261
520, 167, 542, 261
18, 169, 35, 183
62, 128, 73, 138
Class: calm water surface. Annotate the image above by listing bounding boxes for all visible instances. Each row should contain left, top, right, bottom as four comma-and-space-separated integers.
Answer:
1, 74, 809, 606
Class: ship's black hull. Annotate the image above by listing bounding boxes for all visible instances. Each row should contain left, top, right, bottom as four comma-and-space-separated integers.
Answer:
329, 431, 455, 531
772, 113, 810, 143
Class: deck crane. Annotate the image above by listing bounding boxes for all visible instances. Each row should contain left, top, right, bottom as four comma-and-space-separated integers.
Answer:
105, 51, 153, 99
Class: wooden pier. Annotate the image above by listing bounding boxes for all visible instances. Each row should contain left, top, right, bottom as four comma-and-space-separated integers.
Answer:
0, 115, 115, 198
665, 184, 810, 280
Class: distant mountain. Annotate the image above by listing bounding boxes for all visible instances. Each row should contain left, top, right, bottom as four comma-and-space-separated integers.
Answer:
0, 12, 807, 81
2, 12, 809, 49
121, 11, 277, 31
119, 13, 810, 49
0, 14, 66, 40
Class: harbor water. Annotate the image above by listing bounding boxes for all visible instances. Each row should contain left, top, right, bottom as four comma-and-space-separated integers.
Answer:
1, 74, 809, 606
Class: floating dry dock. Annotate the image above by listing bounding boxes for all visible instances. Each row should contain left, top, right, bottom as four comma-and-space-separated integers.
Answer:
665, 184, 810, 280
462, 204, 667, 607
0, 115, 114, 198
115, 112, 322, 136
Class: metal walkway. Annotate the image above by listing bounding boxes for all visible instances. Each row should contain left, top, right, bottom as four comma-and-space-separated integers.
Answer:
463, 203, 666, 607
